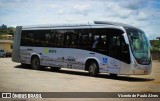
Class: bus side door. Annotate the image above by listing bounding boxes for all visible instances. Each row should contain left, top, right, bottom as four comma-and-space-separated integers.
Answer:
107, 34, 121, 74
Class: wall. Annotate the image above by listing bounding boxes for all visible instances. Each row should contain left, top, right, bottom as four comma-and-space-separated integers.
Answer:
0, 42, 12, 53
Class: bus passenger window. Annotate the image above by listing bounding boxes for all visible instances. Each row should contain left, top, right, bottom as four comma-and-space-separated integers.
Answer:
92, 36, 100, 49
109, 35, 121, 59
92, 33, 107, 55
80, 32, 92, 48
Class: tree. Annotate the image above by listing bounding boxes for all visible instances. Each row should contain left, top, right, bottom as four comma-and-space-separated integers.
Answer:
150, 40, 160, 51
7, 27, 14, 35
0, 24, 15, 35
1, 24, 7, 29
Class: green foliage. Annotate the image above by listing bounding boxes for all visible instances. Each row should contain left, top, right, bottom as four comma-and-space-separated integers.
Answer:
0, 24, 15, 35
0, 24, 7, 29
0, 35, 2, 39
150, 40, 160, 51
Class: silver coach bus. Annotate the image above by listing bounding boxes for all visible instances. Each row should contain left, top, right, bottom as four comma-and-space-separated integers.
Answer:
12, 21, 152, 77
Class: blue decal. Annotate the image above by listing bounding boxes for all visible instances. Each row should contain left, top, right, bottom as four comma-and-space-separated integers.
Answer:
102, 58, 107, 64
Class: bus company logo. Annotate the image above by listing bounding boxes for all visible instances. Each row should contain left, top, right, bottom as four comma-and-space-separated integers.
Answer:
44, 48, 56, 54
44, 48, 49, 54
2, 93, 11, 98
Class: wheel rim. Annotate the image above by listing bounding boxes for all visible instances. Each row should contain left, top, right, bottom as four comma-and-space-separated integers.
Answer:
33, 58, 39, 68
89, 63, 96, 74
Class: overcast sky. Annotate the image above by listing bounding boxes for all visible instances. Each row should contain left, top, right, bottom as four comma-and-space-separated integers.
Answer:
0, 0, 160, 39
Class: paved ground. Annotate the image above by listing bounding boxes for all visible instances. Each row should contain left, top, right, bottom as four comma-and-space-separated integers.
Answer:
0, 58, 160, 101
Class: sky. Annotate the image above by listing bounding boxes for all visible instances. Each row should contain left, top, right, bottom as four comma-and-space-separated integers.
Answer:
0, 0, 160, 40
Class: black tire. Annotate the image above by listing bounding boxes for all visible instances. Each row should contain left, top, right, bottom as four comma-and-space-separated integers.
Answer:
50, 67, 61, 71
31, 56, 41, 70
88, 61, 99, 76
3, 55, 5, 58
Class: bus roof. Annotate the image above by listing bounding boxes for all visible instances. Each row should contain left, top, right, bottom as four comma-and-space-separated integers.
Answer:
21, 21, 138, 30
94, 21, 137, 28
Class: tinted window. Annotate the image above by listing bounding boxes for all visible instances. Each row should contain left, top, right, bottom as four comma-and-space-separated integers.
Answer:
92, 29, 109, 50
63, 29, 92, 48
20, 28, 130, 63
64, 30, 78, 48
21, 30, 66, 47
21, 30, 36, 46
109, 35, 121, 59
79, 29, 92, 48
92, 29, 108, 54
53, 30, 65, 47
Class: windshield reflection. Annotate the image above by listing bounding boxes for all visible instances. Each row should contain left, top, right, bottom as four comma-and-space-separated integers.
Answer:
126, 28, 151, 65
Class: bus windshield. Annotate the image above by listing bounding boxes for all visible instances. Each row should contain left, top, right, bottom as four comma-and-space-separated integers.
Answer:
126, 28, 151, 65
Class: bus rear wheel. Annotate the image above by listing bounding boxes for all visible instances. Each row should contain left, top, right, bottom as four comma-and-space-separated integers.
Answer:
88, 61, 99, 76
31, 56, 41, 70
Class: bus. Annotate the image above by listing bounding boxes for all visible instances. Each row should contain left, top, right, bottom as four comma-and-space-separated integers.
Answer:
12, 21, 152, 77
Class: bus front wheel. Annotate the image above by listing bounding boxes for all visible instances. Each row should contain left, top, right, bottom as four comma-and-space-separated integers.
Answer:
31, 56, 41, 70
88, 61, 99, 76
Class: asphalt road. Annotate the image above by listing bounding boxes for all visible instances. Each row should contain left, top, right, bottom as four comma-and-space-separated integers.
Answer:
0, 58, 160, 101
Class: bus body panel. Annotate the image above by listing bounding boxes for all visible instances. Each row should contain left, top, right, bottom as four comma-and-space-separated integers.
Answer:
120, 54, 152, 75
20, 46, 122, 74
